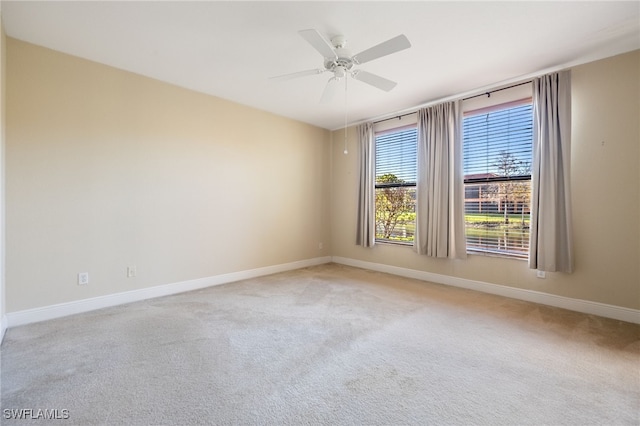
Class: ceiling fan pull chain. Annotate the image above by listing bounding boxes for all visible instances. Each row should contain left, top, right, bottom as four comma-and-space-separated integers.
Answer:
344, 76, 349, 155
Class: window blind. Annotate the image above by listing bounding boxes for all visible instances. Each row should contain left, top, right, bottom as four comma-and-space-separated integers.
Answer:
463, 103, 533, 258
375, 127, 418, 184
464, 104, 533, 178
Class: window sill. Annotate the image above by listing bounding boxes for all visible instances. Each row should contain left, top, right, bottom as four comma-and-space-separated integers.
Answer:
375, 239, 413, 247
372, 241, 528, 262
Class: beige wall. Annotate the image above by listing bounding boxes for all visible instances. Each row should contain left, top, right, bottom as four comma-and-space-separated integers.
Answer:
6, 39, 331, 312
1, 17, 6, 325
5, 37, 639, 315
332, 50, 640, 310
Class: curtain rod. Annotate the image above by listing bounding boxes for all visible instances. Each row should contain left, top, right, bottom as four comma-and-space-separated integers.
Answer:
371, 80, 532, 126
345, 62, 575, 130
461, 80, 532, 101
373, 112, 415, 125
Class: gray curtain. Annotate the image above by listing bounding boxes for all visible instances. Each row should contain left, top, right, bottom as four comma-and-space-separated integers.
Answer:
356, 122, 376, 247
414, 101, 466, 258
529, 70, 573, 272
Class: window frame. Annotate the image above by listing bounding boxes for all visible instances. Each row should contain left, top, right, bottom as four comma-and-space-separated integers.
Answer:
462, 98, 533, 259
374, 124, 418, 245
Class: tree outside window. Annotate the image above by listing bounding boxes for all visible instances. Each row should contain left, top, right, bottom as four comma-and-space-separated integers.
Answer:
375, 174, 415, 241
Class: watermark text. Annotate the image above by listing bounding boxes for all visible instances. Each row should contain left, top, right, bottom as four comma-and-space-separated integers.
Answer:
3, 408, 70, 420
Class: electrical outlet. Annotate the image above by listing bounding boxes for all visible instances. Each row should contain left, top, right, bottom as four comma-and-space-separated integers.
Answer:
127, 266, 137, 278
536, 270, 546, 279
318, 242, 323, 250
78, 272, 89, 285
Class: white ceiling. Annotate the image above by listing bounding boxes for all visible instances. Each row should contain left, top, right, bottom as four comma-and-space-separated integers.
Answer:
2, 1, 639, 130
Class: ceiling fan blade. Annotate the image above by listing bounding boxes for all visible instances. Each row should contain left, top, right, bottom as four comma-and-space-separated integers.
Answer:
352, 34, 411, 65
298, 29, 338, 59
270, 68, 325, 81
352, 70, 397, 92
320, 77, 340, 103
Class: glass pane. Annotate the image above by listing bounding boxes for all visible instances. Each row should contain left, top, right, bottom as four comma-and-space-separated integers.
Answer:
375, 186, 416, 243
375, 126, 418, 244
464, 180, 531, 258
464, 104, 533, 177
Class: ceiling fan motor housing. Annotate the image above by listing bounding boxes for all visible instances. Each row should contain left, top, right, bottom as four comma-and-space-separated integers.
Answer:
324, 36, 354, 78
325, 57, 354, 77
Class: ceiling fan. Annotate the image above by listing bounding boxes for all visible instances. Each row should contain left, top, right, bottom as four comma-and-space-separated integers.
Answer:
272, 29, 411, 102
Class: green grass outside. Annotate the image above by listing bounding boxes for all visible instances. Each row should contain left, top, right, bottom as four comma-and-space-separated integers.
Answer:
376, 212, 530, 246
465, 227, 528, 241
465, 212, 530, 225
465, 213, 529, 244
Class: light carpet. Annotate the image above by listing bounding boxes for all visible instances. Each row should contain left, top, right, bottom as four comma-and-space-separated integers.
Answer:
1, 263, 639, 425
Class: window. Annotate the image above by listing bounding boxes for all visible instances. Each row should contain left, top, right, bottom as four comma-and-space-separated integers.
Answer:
375, 126, 417, 244
463, 102, 533, 258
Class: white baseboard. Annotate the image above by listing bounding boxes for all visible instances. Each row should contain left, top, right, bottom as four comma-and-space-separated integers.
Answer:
1, 314, 7, 344
6, 255, 638, 329
332, 256, 640, 324
6, 256, 332, 329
